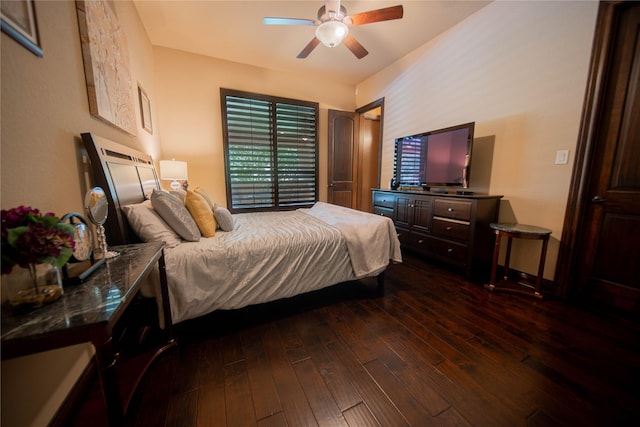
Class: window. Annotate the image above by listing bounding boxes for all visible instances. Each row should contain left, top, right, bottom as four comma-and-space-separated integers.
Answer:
221, 89, 319, 212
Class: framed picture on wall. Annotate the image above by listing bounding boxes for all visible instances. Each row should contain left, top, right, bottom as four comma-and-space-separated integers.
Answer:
1, 0, 43, 57
138, 85, 153, 134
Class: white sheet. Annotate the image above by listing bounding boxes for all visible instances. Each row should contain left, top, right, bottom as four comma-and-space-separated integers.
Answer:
152, 203, 402, 324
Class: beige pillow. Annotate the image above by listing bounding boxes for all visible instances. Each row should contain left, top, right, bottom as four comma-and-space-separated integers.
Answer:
121, 201, 182, 248
150, 189, 200, 241
185, 190, 217, 237
194, 187, 215, 210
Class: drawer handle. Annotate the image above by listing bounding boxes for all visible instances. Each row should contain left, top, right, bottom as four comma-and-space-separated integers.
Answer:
447, 207, 454, 212
418, 239, 424, 244
409, 204, 415, 208
447, 248, 454, 253
446, 226, 452, 231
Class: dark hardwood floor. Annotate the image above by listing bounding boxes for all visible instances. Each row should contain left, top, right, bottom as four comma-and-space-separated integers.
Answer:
69, 253, 640, 426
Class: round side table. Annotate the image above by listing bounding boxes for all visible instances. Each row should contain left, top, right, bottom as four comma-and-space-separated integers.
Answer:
484, 223, 552, 299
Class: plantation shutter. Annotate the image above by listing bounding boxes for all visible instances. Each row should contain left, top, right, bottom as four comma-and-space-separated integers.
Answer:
221, 89, 318, 212
395, 137, 426, 185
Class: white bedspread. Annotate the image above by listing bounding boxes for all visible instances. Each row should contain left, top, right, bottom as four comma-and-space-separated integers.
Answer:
301, 202, 402, 277
154, 203, 402, 324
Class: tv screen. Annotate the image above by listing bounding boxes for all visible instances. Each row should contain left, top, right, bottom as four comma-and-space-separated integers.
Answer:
394, 122, 475, 189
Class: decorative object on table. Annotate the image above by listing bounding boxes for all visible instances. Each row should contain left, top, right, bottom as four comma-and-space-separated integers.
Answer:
84, 187, 119, 259
138, 84, 153, 134
0, 0, 42, 57
76, 0, 136, 135
160, 159, 188, 191
60, 212, 107, 285
1, 206, 74, 310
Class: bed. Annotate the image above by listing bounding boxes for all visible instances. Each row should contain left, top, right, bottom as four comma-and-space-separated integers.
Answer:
81, 133, 402, 324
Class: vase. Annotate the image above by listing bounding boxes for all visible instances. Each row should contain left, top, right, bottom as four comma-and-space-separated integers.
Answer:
3, 264, 64, 311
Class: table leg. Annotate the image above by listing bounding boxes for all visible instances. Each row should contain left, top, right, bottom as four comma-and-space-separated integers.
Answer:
486, 230, 501, 290
534, 235, 550, 298
95, 337, 124, 427
503, 236, 513, 281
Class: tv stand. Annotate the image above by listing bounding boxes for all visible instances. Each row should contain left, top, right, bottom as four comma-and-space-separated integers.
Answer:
372, 189, 503, 279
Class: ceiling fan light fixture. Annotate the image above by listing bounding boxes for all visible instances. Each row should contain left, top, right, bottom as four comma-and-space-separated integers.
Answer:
315, 21, 349, 48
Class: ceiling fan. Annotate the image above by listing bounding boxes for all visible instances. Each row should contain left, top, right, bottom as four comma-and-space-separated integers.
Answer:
263, 1, 404, 59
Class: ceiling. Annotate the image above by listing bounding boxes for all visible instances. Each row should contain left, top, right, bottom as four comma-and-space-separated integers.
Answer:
133, 1, 491, 85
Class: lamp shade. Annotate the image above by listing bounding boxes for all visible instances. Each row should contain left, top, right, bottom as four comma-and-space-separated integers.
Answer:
315, 21, 349, 47
160, 159, 188, 181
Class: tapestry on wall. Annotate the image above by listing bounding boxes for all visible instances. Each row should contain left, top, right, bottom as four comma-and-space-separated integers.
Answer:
76, 0, 136, 135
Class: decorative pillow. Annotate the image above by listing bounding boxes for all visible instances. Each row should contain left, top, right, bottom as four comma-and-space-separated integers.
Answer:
150, 189, 200, 241
121, 201, 182, 248
169, 189, 186, 204
185, 190, 217, 238
214, 205, 234, 232
194, 187, 215, 210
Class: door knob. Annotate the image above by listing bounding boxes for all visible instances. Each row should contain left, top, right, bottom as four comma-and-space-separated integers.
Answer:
591, 196, 606, 203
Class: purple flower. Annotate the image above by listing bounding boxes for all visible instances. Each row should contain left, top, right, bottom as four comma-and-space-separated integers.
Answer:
1, 206, 75, 275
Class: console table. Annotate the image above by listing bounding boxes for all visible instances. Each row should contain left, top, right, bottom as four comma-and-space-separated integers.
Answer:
484, 223, 552, 298
1, 242, 176, 426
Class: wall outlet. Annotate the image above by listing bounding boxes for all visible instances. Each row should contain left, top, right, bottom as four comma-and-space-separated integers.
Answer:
555, 149, 569, 165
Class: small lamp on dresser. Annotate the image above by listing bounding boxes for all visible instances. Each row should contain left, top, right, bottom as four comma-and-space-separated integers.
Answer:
160, 159, 188, 191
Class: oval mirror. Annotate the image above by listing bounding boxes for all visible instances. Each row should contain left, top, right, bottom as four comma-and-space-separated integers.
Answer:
84, 187, 108, 226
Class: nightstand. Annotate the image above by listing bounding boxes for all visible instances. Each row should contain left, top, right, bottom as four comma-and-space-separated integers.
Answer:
1, 242, 176, 426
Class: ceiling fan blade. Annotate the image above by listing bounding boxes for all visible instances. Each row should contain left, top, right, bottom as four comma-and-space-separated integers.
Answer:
347, 5, 404, 26
263, 17, 317, 26
297, 37, 321, 59
343, 34, 368, 59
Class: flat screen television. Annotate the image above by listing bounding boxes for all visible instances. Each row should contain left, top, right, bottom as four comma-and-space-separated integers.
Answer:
393, 122, 475, 190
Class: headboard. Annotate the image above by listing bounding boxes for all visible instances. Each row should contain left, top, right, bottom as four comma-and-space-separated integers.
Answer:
81, 133, 160, 245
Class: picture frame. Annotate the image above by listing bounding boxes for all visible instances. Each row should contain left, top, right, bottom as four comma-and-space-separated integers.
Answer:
138, 85, 153, 134
76, 0, 136, 135
1, 0, 42, 57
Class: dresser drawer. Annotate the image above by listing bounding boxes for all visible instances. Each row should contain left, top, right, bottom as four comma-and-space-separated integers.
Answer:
433, 199, 472, 221
373, 206, 394, 219
427, 237, 468, 264
373, 192, 395, 209
432, 218, 470, 242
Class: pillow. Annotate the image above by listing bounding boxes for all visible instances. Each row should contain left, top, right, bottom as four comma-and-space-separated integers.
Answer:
214, 205, 234, 232
169, 189, 186, 204
150, 189, 200, 241
185, 190, 217, 238
194, 187, 215, 210
121, 201, 182, 248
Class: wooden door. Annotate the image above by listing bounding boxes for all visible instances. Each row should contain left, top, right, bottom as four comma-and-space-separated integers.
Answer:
356, 116, 381, 212
328, 110, 358, 208
558, 2, 640, 316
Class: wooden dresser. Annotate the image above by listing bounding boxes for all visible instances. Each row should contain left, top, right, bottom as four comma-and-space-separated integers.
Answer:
372, 189, 503, 279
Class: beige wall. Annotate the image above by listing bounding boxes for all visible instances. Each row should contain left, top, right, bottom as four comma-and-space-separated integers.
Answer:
1, 1, 159, 425
1, 0, 600, 424
357, 0, 599, 280
153, 46, 356, 204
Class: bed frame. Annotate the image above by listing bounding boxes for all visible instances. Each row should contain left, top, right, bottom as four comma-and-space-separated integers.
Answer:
82, 133, 160, 246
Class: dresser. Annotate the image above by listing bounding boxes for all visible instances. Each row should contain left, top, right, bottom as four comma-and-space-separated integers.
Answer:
372, 189, 502, 278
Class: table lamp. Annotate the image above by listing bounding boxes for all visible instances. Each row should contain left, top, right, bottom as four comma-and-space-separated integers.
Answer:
160, 159, 188, 190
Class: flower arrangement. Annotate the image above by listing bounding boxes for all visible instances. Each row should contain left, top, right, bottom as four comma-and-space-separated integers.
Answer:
1, 206, 75, 295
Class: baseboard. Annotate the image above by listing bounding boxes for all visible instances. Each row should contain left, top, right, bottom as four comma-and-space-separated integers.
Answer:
499, 266, 556, 297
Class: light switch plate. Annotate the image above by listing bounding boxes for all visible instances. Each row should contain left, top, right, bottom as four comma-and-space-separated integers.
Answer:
555, 149, 569, 165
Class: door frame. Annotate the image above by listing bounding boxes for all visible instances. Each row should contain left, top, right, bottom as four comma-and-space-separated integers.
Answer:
555, 1, 621, 298
356, 97, 385, 190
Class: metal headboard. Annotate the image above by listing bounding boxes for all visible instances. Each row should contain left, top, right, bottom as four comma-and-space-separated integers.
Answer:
81, 133, 160, 245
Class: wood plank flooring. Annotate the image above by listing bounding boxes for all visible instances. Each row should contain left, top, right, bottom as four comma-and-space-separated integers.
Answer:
69, 253, 640, 426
